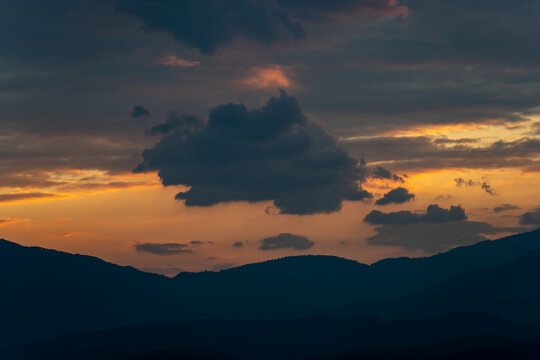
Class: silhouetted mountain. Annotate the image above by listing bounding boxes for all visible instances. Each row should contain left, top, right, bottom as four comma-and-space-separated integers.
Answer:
0, 228, 539, 349
3, 313, 540, 360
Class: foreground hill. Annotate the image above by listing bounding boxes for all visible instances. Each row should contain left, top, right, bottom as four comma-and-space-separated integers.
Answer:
3, 313, 540, 360
0, 228, 539, 348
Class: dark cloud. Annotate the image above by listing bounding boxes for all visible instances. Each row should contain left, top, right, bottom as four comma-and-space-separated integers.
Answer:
0, 192, 57, 203
130, 105, 150, 118
454, 178, 478, 187
114, 0, 408, 55
135, 92, 371, 215
370, 166, 405, 183
259, 233, 314, 251
519, 207, 540, 225
364, 204, 467, 225
147, 114, 201, 136
367, 221, 522, 253
116, 0, 306, 55
233, 241, 244, 248
134, 242, 193, 255
375, 187, 415, 206
493, 204, 521, 213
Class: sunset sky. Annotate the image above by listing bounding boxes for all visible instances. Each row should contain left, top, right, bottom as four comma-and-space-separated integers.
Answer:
1, 0, 540, 274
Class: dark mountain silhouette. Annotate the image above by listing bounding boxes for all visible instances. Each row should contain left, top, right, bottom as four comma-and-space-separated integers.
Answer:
0, 228, 539, 350
3, 313, 540, 360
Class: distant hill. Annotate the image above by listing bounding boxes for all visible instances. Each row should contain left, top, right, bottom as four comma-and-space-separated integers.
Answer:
0, 228, 539, 349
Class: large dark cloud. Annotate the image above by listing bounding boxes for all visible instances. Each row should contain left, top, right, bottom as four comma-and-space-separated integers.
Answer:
116, 0, 307, 54
115, 0, 408, 54
519, 207, 540, 226
364, 204, 467, 225
375, 187, 415, 205
134, 92, 371, 215
367, 221, 522, 253
258, 233, 314, 251
147, 113, 201, 136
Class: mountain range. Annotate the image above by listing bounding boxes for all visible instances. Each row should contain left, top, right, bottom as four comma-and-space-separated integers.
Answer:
1, 228, 539, 358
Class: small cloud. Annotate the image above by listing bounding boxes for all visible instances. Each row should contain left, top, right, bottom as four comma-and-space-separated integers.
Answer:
259, 233, 314, 251
493, 204, 521, 213
435, 194, 454, 200
233, 241, 244, 248
130, 105, 150, 118
158, 54, 200, 68
134, 242, 193, 255
375, 187, 415, 206
241, 66, 291, 89
454, 177, 496, 195
370, 166, 405, 183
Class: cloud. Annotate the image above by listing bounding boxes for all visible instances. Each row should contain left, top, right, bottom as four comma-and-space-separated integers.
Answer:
147, 113, 202, 136
519, 207, 540, 225
494, 204, 521, 213
115, 0, 306, 54
135, 91, 371, 215
157, 54, 200, 68
0, 192, 57, 203
276, 0, 408, 21
370, 166, 405, 183
375, 187, 415, 205
364, 204, 467, 225
130, 105, 150, 118
258, 233, 314, 251
241, 66, 291, 89
134, 242, 193, 255
367, 221, 522, 253
455, 177, 496, 195
342, 135, 540, 172
115, 1, 408, 54
233, 241, 244, 248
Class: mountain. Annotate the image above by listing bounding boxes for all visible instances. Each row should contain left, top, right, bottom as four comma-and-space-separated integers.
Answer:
3, 313, 540, 360
0, 228, 539, 349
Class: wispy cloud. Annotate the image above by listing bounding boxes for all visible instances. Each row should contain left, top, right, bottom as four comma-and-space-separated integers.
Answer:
158, 54, 200, 68
241, 66, 291, 89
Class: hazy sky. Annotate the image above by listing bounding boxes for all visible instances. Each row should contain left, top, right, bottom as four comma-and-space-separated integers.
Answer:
1, 0, 539, 274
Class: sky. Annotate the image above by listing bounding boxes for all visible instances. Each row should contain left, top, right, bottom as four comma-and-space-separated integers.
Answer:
1, 0, 540, 275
